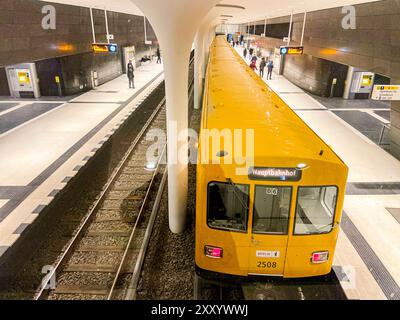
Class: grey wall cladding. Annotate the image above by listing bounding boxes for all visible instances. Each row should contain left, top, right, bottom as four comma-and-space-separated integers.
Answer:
0, 0, 158, 96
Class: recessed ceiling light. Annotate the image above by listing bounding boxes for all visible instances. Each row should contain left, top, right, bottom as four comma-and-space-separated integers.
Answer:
216, 4, 246, 10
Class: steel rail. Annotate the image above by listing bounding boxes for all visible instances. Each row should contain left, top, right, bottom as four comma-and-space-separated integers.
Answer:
122, 66, 196, 300
34, 55, 195, 300
34, 96, 166, 300
123, 158, 168, 300
107, 144, 167, 300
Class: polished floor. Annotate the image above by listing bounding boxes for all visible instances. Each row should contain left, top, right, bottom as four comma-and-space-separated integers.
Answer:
236, 45, 400, 300
0, 60, 164, 257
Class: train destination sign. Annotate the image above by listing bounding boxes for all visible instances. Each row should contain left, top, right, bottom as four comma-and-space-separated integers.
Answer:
371, 85, 400, 101
248, 167, 302, 182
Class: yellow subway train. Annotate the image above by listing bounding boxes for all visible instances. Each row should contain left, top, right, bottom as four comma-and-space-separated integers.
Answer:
195, 36, 348, 279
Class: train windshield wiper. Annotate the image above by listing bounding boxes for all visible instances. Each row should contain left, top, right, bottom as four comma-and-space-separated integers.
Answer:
226, 178, 249, 212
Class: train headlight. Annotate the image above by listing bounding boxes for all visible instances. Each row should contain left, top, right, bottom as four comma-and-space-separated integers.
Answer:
145, 162, 157, 171
205, 246, 223, 259
311, 251, 329, 264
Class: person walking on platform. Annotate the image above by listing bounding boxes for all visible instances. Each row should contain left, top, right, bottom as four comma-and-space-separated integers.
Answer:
267, 60, 274, 80
259, 57, 266, 78
156, 47, 162, 64
250, 60, 258, 72
127, 60, 135, 89
243, 47, 248, 59
249, 47, 254, 57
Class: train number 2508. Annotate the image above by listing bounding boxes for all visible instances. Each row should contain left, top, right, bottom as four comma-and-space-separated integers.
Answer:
257, 262, 277, 269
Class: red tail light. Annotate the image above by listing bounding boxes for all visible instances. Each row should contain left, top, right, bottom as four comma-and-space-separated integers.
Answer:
205, 246, 223, 258
311, 251, 329, 264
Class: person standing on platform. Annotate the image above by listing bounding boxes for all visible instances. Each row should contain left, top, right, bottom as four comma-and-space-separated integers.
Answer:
250, 60, 258, 72
267, 60, 274, 80
156, 47, 162, 64
127, 60, 135, 89
243, 47, 248, 59
259, 58, 266, 78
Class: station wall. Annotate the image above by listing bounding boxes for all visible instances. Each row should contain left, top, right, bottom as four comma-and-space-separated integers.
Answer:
243, 0, 400, 80
283, 54, 348, 97
0, 0, 157, 96
241, 0, 400, 96
241, 0, 400, 157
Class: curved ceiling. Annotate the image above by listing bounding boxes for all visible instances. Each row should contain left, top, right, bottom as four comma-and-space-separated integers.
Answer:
218, 0, 382, 24
42, 0, 382, 24
40, 0, 144, 16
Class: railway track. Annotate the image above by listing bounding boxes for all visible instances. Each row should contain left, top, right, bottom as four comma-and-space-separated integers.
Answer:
35, 99, 168, 300
33, 56, 195, 300
240, 272, 347, 300
0, 53, 195, 300
194, 272, 346, 301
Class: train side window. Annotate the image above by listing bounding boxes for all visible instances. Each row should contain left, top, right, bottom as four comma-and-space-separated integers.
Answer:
253, 186, 291, 235
294, 186, 338, 235
207, 182, 249, 233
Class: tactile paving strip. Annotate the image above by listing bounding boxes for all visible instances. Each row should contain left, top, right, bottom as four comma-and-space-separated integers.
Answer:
386, 208, 400, 224
341, 211, 400, 300
346, 182, 400, 195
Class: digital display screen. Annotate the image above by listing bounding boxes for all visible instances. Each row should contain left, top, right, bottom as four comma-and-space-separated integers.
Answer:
92, 43, 119, 54
248, 167, 302, 182
280, 46, 304, 55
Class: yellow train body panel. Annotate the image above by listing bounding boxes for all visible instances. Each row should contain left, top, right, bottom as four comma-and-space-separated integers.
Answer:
195, 36, 349, 278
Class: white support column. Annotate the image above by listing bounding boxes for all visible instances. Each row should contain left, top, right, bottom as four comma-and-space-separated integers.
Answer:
143, 16, 147, 42
131, 0, 221, 234
343, 66, 355, 99
90, 8, 96, 43
263, 18, 267, 36
104, 9, 110, 44
287, 11, 293, 46
194, 31, 205, 109
300, 11, 307, 47
247, 22, 250, 46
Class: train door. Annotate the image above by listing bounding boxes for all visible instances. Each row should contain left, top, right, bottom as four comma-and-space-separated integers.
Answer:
247, 185, 291, 276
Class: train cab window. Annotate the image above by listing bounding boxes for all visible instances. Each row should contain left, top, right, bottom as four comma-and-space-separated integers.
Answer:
253, 186, 291, 234
294, 186, 338, 235
207, 182, 249, 232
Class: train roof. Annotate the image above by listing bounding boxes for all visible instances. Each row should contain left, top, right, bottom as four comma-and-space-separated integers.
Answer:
201, 36, 345, 166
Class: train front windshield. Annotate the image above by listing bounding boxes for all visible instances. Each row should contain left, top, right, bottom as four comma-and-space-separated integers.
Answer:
253, 186, 291, 235
294, 186, 338, 235
207, 182, 338, 236
207, 182, 249, 232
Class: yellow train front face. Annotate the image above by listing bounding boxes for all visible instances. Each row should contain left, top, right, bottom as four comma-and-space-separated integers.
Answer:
196, 159, 347, 278
195, 36, 348, 279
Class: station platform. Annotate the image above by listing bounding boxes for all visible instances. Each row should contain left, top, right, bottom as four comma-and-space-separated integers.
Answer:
0, 60, 164, 259
236, 46, 400, 300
